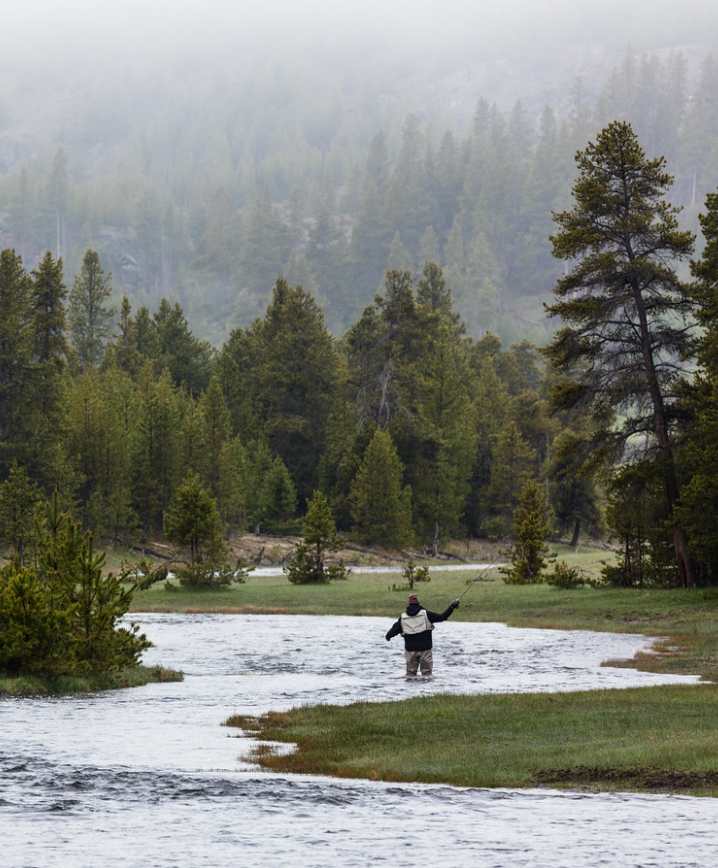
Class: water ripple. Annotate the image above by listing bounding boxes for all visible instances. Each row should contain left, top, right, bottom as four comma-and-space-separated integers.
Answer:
1, 614, 711, 868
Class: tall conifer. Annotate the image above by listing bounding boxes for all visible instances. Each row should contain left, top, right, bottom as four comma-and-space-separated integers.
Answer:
349, 428, 412, 547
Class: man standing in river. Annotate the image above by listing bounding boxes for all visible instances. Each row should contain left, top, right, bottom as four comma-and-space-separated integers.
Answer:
385, 593, 460, 678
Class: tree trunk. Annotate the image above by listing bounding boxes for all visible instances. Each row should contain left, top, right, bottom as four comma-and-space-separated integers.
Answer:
570, 518, 581, 548
632, 281, 696, 588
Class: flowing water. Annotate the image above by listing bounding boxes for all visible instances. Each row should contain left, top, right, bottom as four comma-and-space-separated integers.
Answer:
2, 613, 715, 867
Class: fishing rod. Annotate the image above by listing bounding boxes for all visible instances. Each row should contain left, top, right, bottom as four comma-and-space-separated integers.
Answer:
455, 561, 500, 602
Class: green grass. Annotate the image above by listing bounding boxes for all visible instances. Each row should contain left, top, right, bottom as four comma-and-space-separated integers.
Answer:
0, 664, 183, 696
225, 684, 718, 795
129, 544, 599, 618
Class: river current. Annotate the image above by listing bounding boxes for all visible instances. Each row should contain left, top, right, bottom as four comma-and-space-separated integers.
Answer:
2, 612, 716, 867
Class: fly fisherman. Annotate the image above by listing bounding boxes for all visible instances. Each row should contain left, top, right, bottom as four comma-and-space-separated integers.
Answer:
385, 593, 460, 678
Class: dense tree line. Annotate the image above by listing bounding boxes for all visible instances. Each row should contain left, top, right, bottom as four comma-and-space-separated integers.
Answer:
5, 118, 718, 590
0, 244, 591, 560
3, 49, 718, 349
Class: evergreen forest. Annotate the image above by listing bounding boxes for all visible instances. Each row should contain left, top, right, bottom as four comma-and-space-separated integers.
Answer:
3, 3, 718, 591
5, 110, 718, 594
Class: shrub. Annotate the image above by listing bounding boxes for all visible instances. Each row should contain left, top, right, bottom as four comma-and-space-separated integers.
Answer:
545, 561, 586, 589
402, 558, 431, 589
1, 492, 150, 677
0, 566, 75, 675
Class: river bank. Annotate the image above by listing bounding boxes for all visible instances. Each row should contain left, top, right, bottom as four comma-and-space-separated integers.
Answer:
0, 664, 183, 696
225, 683, 718, 795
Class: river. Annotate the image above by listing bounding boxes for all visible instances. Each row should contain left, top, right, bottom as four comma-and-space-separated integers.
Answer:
2, 613, 715, 867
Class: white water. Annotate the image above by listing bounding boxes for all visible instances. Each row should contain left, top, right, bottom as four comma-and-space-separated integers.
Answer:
2, 613, 715, 867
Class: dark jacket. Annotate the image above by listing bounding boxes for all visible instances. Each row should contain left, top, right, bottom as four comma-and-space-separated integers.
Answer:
385, 602, 456, 651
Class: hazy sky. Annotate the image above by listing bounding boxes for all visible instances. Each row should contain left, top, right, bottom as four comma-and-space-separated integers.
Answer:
5, 0, 718, 57
2, 0, 717, 103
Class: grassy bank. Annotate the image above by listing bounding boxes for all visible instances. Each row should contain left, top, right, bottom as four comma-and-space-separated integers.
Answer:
0, 664, 183, 696
130, 545, 718, 681
225, 684, 718, 795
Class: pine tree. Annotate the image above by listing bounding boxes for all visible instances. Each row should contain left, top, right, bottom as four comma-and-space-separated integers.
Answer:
432, 130, 461, 245
0, 565, 75, 676
32, 491, 149, 671
163, 470, 234, 587
28, 252, 69, 488
0, 249, 33, 474
383, 114, 429, 258
199, 376, 231, 498
499, 480, 554, 585
305, 176, 347, 312
8, 170, 39, 262
348, 131, 392, 313
386, 232, 413, 272
409, 321, 475, 542
285, 490, 346, 584
31, 251, 68, 389
543, 121, 696, 587
602, 462, 675, 588
236, 187, 291, 299
0, 461, 43, 565
65, 367, 109, 531
193, 186, 240, 279
349, 428, 412, 547
483, 420, 536, 537
682, 55, 718, 206
100, 367, 139, 541
153, 298, 213, 397
250, 277, 339, 505
215, 436, 249, 530
259, 457, 297, 528
548, 430, 602, 547
132, 366, 182, 536
416, 260, 464, 338
677, 190, 718, 580
68, 249, 117, 369
464, 338, 512, 536
345, 270, 423, 432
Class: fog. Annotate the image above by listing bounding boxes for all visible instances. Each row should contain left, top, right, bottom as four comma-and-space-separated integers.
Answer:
3, 0, 718, 346
4, 0, 718, 80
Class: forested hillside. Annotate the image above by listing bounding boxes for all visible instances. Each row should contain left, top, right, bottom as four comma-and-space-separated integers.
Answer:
1, 2, 718, 346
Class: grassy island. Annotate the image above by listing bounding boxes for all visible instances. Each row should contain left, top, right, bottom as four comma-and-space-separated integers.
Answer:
225, 683, 718, 796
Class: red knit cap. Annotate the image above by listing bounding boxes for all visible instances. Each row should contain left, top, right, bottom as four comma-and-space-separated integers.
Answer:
408, 594, 419, 602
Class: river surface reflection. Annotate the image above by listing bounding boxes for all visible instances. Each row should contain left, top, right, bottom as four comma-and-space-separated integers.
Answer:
2, 614, 714, 867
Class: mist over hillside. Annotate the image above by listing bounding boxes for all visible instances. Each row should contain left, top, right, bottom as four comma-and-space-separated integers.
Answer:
2, 0, 718, 345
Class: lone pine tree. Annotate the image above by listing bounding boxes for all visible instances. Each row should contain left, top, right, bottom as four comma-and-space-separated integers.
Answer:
544, 121, 696, 587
